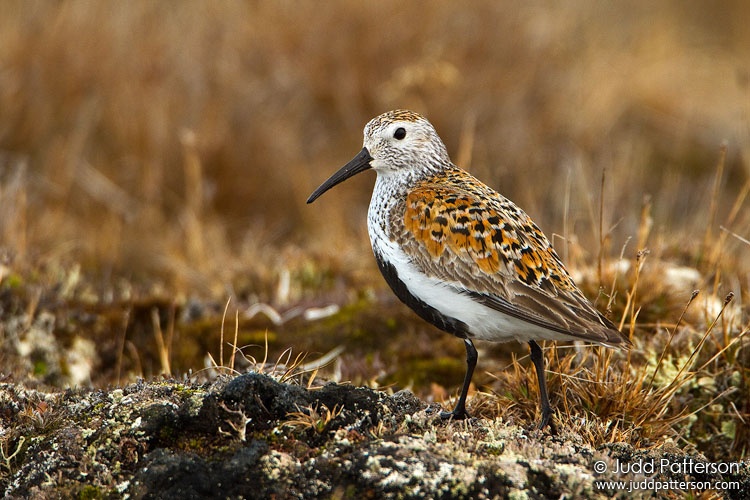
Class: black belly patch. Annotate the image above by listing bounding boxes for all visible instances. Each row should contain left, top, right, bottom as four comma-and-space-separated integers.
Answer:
374, 253, 471, 339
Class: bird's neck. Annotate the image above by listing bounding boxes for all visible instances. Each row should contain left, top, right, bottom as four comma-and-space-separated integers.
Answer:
367, 172, 410, 252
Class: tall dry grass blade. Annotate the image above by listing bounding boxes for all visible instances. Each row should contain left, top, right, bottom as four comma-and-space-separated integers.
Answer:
702, 143, 727, 263
230, 308, 239, 372
636, 194, 652, 253
115, 308, 131, 386
456, 111, 476, 169
562, 168, 572, 265
180, 129, 206, 267
77, 161, 136, 218
166, 303, 176, 374
618, 249, 647, 337
220, 297, 231, 369
721, 180, 750, 235
721, 226, 750, 247
607, 237, 631, 320
597, 169, 606, 286
637, 292, 735, 427
674, 292, 734, 381
126, 341, 143, 379
151, 307, 171, 376
280, 351, 308, 383
647, 290, 700, 388
0, 159, 28, 255
261, 329, 270, 370
273, 347, 293, 375
693, 323, 746, 375
206, 352, 219, 371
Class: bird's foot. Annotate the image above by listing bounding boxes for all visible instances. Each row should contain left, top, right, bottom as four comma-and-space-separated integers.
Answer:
534, 407, 555, 433
439, 408, 471, 420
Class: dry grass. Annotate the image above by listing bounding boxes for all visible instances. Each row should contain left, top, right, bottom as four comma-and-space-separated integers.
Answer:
1, 1, 749, 461
466, 195, 749, 456
283, 403, 344, 435
202, 300, 342, 389
1, 1, 748, 290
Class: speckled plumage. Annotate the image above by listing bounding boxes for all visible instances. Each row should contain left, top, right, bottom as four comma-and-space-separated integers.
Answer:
308, 109, 631, 429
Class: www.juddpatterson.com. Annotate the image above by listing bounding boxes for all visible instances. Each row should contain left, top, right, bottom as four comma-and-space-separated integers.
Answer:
593, 459, 741, 492
594, 477, 740, 493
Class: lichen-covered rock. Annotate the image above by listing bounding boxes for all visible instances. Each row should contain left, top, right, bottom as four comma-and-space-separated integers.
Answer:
1, 375, 748, 499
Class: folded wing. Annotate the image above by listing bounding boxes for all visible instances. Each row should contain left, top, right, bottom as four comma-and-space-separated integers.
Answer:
399, 176, 629, 347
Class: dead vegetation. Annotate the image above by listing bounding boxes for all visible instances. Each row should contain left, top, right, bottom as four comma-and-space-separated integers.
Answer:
0, 1, 748, 482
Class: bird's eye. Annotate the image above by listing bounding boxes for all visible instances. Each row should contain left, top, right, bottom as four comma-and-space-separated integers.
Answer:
393, 127, 406, 140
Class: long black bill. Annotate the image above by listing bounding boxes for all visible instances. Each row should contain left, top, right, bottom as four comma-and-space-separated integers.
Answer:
307, 147, 373, 204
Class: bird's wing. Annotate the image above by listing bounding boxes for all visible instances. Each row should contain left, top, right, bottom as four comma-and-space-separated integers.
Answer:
399, 179, 627, 345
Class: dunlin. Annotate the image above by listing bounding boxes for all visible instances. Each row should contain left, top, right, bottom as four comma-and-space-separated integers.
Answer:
307, 110, 631, 429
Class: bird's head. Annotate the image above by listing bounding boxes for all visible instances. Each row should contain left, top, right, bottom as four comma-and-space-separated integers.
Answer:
307, 110, 450, 203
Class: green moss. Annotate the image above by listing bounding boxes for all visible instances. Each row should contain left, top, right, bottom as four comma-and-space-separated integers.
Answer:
721, 420, 736, 440
321, 299, 372, 330
2, 272, 24, 288
240, 330, 278, 345
175, 436, 218, 454
33, 360, 48, 376
77, 485, 103, 500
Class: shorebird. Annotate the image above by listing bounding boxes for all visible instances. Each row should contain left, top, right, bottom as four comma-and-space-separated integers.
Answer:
307, 110, 631, 429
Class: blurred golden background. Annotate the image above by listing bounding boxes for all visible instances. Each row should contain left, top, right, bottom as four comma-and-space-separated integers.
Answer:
1, 1, 749, 395
2, 1, 748, 291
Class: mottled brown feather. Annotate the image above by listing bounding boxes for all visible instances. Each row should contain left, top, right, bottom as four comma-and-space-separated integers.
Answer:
400, 167, 625, 344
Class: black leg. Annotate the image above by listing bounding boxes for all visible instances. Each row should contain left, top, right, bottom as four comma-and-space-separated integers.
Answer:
440, 338, 477, 420
529, 340, 552, 429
